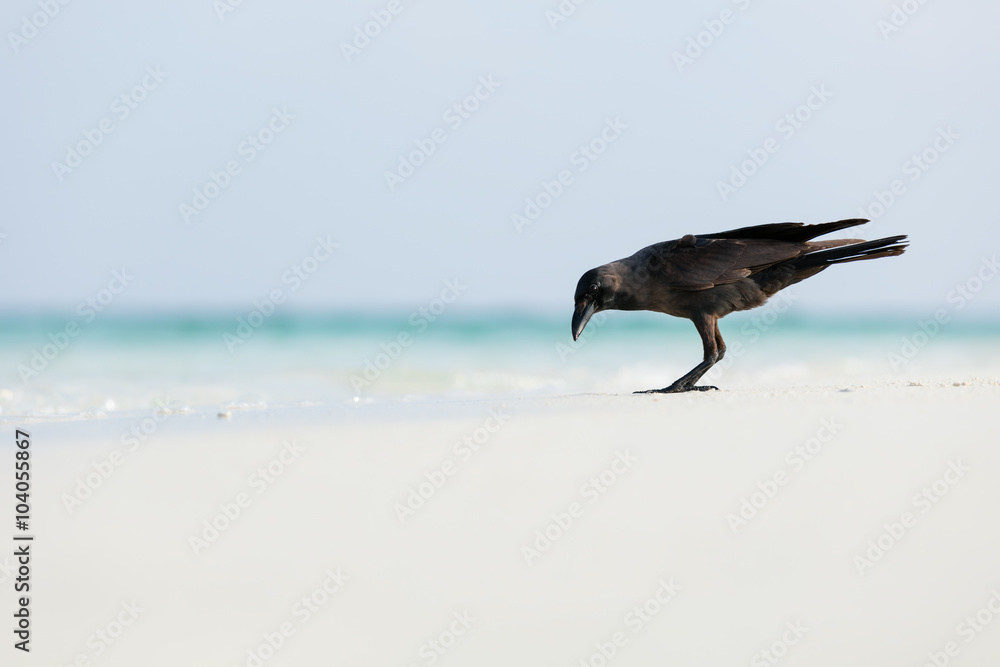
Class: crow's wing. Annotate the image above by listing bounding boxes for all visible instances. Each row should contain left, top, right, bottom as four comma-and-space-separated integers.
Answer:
634, 237, 806, 291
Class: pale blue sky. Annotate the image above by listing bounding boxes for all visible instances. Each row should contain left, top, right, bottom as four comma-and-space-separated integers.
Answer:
2, 0, 998, 316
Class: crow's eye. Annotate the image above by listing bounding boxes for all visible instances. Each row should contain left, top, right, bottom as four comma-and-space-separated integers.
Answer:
588, 283, 599, 294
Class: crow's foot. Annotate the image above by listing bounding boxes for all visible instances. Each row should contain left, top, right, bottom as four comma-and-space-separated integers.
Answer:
634, 384, 719, 394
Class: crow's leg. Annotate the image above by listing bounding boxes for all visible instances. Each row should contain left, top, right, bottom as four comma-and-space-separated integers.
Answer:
714, 320, 726, 363
635, 314, 722, 394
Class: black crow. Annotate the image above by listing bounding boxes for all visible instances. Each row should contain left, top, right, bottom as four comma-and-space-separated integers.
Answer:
571, 218, 907, 393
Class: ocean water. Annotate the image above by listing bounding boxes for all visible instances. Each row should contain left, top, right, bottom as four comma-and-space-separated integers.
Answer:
1, 309, 998, 420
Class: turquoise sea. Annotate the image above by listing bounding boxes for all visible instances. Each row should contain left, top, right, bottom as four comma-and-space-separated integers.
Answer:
2, 309, 998, 420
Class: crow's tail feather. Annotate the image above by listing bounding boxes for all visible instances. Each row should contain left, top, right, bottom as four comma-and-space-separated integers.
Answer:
754, 234, 908, 296
791, 235, 908, 271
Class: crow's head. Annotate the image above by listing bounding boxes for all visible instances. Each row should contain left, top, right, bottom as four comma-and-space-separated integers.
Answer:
572, 265, 622, 341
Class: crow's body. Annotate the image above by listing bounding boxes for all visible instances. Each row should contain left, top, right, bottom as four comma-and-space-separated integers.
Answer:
571, 218, 907, 393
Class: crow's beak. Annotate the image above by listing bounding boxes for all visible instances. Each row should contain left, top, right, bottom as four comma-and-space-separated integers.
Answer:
572, 300, 596, 341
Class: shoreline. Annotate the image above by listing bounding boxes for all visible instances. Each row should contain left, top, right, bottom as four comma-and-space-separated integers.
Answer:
7, 373, 999, 428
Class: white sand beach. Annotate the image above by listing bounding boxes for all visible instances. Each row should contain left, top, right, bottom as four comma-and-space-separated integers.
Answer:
20, 377, 1000, 666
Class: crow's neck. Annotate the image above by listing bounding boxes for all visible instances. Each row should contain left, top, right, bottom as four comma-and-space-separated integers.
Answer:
606, 261, 646, 311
